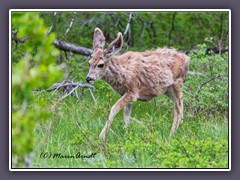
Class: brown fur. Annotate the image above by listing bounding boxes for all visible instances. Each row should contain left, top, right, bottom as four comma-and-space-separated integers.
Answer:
86, 28, 190, 140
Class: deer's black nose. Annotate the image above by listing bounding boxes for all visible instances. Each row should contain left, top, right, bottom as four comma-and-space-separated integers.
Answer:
86, 77, 93, 83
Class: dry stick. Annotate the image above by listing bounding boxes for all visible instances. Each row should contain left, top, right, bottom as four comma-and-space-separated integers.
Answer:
123, 12, 133, 36
55, 84, 80, 104
48, 80, 66, 99
34, 82, 94, 94
75, 88, 80, 100
52, 82, 97, 106
197, 76, 217, 94
188, 71, 206, 77
49, 82, 94, 90
89, 88, 97, 105
47, 12, 57, 36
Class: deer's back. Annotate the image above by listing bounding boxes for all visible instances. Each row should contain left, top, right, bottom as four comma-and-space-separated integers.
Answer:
104, 48, 190, 98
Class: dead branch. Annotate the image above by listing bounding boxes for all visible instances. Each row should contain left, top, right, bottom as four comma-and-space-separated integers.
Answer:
53, 40, 93, 56
35, 80, 97, 105
34, 81, 94, 94
50, 81, 94, 91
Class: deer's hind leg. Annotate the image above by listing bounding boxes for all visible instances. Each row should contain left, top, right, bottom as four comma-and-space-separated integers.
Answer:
168, 81, 184, 138
124, 104, 132, 128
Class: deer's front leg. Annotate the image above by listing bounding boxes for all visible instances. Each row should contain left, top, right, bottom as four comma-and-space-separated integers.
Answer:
99, 93, 137, 140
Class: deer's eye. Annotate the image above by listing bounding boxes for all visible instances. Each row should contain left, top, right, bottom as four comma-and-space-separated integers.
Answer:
97, 64, 104, 68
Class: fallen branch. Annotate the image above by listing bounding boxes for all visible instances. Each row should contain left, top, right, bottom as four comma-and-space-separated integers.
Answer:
53, 40, 93, 56
56, 83, 80, 103
34, 80, 97, 104
44, 81, 94, 92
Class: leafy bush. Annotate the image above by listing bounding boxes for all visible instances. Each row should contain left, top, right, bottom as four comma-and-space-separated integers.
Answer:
12, 12, 62, 167
184, 44, 228, 117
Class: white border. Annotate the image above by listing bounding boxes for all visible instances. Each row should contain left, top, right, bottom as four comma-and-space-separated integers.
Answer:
9, 9, 231, 171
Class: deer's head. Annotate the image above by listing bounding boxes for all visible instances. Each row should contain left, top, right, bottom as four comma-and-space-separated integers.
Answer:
86, 28, 123, 84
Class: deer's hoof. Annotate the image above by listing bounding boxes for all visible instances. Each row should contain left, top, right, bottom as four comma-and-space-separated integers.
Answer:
99, 132, 106, 141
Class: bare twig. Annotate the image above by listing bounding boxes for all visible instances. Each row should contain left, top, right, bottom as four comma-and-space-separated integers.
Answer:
188, 71, 206, 77
123, 12, 133, 36
75, 88, 80, 100
61, 12, 76, 40
48, 80, 66, 99
56, 84, 80, 103
197, 76, 217, 94
47, 12, 57, 36
89, 88, 97, 105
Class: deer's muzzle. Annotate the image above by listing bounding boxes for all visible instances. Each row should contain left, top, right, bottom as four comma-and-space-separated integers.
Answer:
86, 77, 94, 84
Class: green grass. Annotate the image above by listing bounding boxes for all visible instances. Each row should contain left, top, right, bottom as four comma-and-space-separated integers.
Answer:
31, 85, 229, 169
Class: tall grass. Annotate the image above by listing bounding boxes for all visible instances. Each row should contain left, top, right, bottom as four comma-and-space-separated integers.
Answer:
32, 85, 228, 168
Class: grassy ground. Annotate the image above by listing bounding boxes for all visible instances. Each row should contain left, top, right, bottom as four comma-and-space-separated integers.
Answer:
31, 82, 229, 169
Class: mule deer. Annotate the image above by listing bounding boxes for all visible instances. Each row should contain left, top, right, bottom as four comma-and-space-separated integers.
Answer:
86, 28, 190, 140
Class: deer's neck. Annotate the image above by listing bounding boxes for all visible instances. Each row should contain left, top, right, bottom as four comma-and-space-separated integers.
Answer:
102, 57, 126, 95
102, 57, 120, 84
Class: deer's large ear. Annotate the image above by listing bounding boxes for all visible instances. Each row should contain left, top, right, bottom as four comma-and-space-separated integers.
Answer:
93, 28, 105, 50
105, 32, 123, 57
